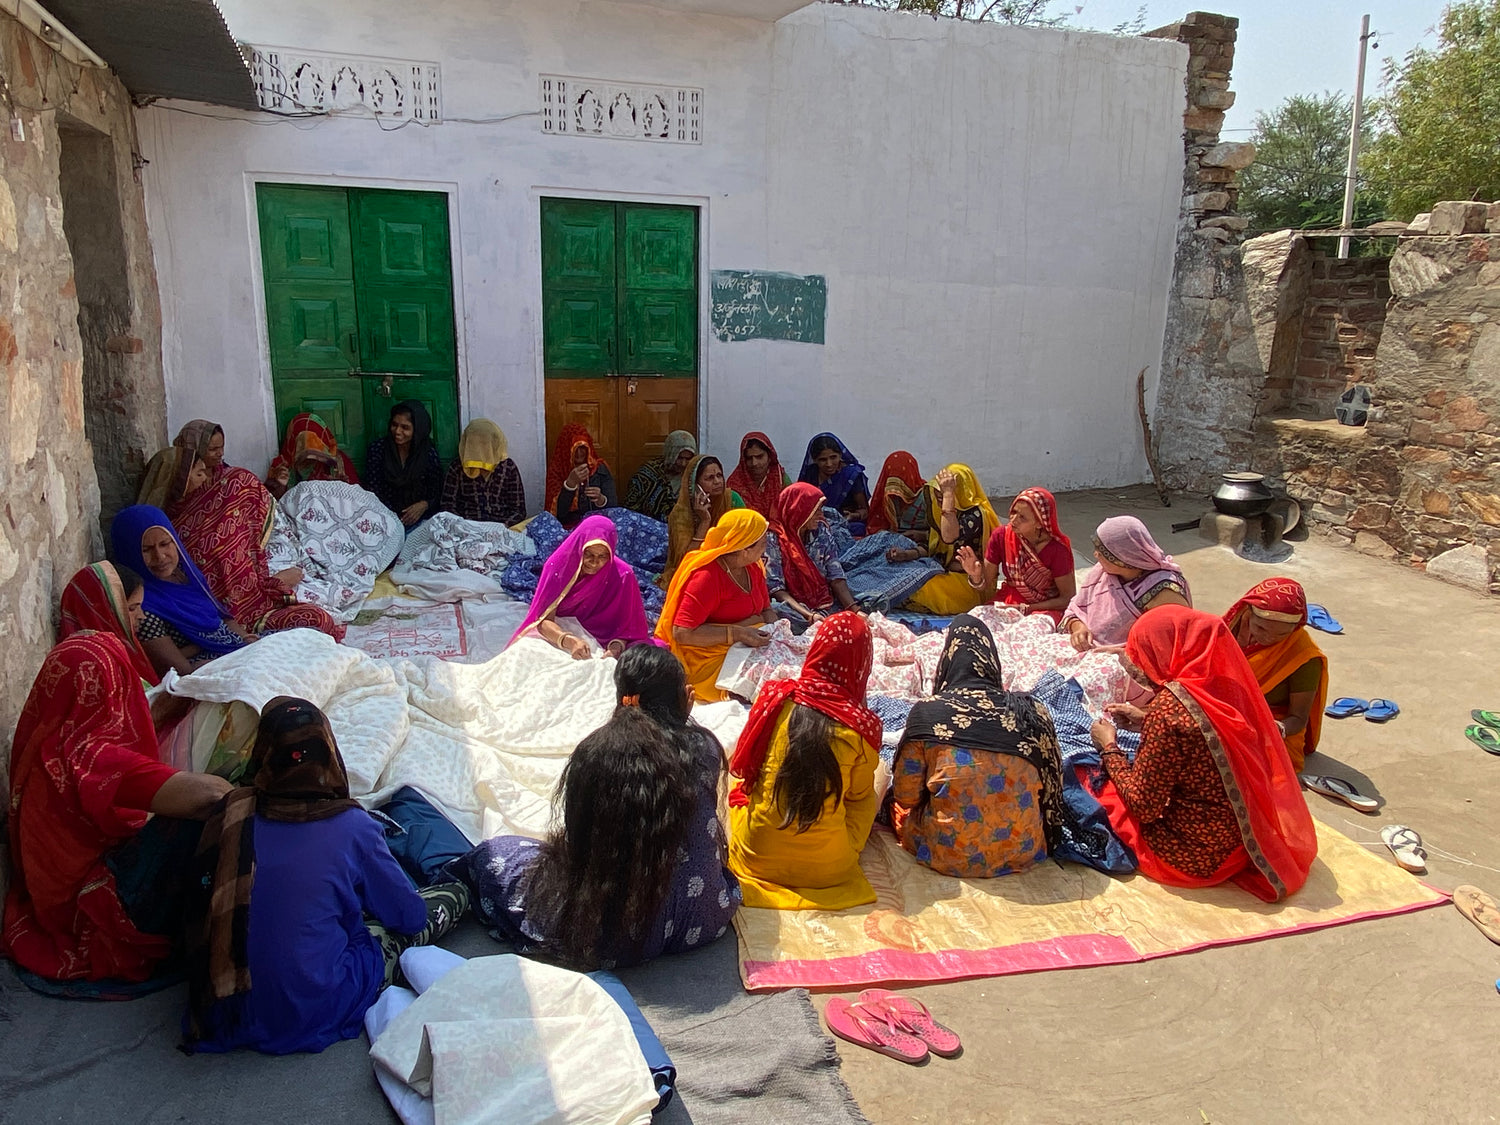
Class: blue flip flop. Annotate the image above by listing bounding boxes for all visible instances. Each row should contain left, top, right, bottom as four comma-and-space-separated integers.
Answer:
1325, 697, 1369, 718
1365, 698, 1401, 723
1307, 605, 1343, 634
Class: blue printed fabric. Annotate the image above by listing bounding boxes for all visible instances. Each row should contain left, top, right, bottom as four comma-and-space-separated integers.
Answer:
1027, 671, 1139, 875
838, 531, 944, 611
502, 509, 668, 618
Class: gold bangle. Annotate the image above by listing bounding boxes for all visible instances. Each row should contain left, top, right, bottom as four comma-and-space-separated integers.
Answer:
725, 624, 733, 645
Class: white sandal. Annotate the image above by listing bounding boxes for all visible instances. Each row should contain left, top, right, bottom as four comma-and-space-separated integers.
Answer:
1380, 824, 1427, 873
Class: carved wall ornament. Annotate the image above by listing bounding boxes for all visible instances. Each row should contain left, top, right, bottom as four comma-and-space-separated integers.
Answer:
247, 45, 442, 122
540, 75, 701, 144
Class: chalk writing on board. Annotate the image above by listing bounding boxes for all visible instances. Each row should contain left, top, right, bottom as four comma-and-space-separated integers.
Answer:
710, 270, 827, 344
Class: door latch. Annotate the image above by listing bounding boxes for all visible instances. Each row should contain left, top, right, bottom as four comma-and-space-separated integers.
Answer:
627, 377, 638, 396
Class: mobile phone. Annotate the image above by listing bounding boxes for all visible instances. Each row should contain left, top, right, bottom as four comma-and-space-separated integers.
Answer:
696, 486, 710, 506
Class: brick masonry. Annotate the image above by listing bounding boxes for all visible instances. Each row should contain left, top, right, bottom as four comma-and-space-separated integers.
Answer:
1250, 233, 1500, 593
1287, 254, 1391, 417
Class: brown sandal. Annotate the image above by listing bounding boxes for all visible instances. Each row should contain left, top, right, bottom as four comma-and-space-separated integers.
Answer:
1453, 885, 1500, 945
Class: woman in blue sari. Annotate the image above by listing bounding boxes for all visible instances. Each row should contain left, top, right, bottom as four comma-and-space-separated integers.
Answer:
111, 504, 252, 678
798, 433, 870, 535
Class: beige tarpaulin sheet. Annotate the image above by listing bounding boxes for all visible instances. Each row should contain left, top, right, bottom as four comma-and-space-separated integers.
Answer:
735, 821, 1447, 991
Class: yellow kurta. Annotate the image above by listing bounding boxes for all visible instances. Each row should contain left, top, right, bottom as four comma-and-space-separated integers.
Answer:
729, 703, 878, 910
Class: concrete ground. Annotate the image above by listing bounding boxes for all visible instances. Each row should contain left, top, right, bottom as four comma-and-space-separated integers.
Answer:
823, 485, 1500, 1125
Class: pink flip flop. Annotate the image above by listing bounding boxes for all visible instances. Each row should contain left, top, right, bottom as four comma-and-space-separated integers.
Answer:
824, 997, 930, 1064
857, 988, 963, 1058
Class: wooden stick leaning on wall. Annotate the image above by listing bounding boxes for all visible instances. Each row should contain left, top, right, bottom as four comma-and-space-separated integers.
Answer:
1136, 366, 1171, 508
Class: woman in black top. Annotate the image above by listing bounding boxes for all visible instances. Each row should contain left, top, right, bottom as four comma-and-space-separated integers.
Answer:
365, 400, 443, 527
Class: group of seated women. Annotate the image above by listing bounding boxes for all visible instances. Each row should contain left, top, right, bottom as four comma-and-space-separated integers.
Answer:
3, 401, 1335, 1063
1, 562, 466, 1049
266, 404, 526, 527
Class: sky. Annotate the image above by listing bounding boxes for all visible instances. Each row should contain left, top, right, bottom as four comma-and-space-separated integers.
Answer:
1066, 0, 1452, 134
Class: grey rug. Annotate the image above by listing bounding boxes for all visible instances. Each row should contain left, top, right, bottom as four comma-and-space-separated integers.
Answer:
0, 921, 867, 1125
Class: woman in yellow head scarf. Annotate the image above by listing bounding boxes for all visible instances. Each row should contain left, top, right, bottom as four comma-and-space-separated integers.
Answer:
441, 419, 527, 525
904, 464, 1001, 616
655, 509, 777, 702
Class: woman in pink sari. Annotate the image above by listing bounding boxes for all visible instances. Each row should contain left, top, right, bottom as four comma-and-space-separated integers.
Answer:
145, 431, 344, 641
1061, 516, 1191, 650
509, 514, 658, 658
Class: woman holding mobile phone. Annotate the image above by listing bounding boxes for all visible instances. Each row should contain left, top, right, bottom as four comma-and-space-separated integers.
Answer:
661, 454, 744, 587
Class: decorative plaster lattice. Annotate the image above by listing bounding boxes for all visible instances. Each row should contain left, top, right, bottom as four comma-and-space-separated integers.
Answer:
540, 76, 701, 144
247, 45, 442, 122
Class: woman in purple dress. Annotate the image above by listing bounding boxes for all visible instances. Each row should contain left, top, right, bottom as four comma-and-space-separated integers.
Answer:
454, 646, 741, 969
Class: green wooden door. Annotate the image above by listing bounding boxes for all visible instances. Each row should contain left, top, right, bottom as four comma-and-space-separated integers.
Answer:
258, 184, 459, 470
540, 199, 697, 378
258, 185, 366, 452
541, 199, 617, 377
620, 204, 696, 375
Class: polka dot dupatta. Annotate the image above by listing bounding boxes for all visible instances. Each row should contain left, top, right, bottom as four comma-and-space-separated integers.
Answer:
728, 611, 883, 808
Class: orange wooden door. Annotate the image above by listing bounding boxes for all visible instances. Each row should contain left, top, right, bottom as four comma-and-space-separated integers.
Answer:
616, 376, 697, 489
544, 378, 620, 472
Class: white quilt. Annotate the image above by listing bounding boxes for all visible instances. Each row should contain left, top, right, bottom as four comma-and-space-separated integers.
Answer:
389, 512, 535, 602
367, 949, 657, 1125
167, 629, 747, 844
266, 481, 405, 623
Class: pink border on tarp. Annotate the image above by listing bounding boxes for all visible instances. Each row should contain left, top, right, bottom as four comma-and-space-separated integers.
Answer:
741, 891, 1450, 992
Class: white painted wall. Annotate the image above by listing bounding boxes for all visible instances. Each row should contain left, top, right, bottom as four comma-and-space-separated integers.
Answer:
137, 0, 1186, 504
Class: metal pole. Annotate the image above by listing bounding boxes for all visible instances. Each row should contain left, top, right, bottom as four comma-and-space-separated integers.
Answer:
1338, 14, 1372, 259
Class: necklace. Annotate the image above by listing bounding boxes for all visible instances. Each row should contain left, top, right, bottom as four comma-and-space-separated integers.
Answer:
719, 559, 751, 592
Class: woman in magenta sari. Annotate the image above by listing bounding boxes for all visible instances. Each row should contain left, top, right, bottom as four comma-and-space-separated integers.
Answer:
508, 514, 658, 659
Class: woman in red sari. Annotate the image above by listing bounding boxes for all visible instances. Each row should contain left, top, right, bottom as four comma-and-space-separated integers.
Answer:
726, 432, 791, 520
59, 561, 158, 687
1088, 605, 1317, 902
958, 486, 1076, 622
1224, 578, 1329, 771
546, 423, 617, 529
143, 443, 345, 641
265, 413, 360, 499
3, 594, 231, 983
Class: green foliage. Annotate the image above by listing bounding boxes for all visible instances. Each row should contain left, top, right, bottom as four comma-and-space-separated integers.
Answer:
1238, 92, 1385, 233
833, 0, 1067, 26
1362, 0, 1500, 219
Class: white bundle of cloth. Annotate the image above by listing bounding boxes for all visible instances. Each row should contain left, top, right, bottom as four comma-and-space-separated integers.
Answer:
265, 481, 405, 622
390, 512, 536, 602
365, 947, 658, 1125
167, 629, 747, 844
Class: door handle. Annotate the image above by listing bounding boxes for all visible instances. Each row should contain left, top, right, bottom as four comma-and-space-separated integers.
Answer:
344, 330, 358, 365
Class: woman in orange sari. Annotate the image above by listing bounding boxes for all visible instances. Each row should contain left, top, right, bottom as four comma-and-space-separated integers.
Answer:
265, 413, 359, 499
1089, 606, 1317, 902
1224, 578, 1328, 771
655, 509, 776, 702
864, 452, 931, 557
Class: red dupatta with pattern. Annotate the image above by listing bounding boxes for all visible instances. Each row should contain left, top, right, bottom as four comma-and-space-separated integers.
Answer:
168, 466, 290, 631
729, 612, 882, 807
998, 487, 1073, 603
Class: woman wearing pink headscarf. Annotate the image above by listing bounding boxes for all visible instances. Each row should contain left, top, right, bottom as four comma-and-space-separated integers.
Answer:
508, 515, 659, 658
1061, 516, 1190, 651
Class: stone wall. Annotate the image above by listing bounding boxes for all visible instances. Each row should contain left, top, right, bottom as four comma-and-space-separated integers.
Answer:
0, 12, 166, 781
1251, 234, 1500, 594
1145, 12, 1260, 493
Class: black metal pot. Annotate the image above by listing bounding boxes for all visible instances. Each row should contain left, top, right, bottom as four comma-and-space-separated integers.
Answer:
1212, 472, 1275, 517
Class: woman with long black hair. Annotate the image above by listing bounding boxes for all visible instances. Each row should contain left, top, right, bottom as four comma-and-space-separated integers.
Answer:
453, 645, 741, 969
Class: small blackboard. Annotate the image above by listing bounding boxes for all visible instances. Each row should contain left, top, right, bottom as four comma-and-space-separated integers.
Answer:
710, 270, 826, 344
